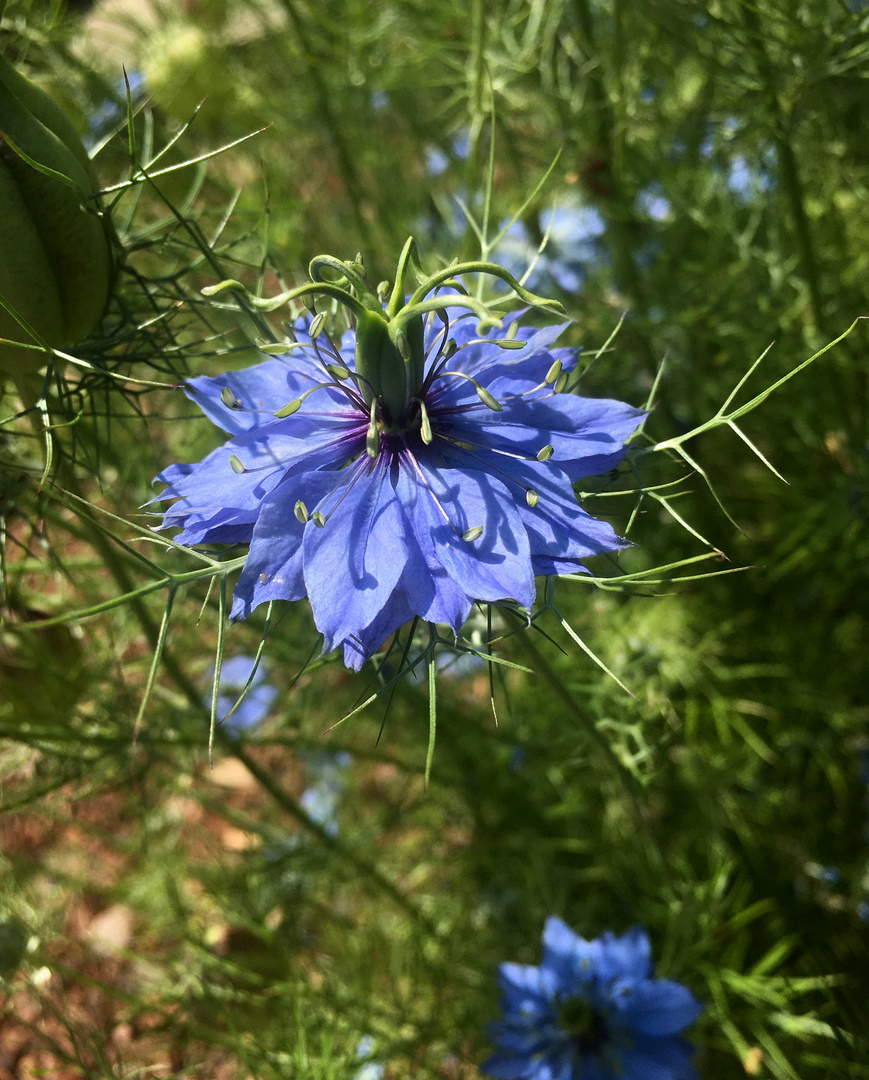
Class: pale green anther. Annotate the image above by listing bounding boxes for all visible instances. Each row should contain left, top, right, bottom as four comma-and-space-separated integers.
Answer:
554, 371, 569, 394
311, 511, 326, 528
326, 364, 351, 380
275, 398, 302, 418
443, 338, 457, 360
462, 526, 484, 542
545, 359, 563, 385
494, 339, 527, 350
294, 500, 309, 524
377, 280, 390, 303
536, 444, 554, 462
418, 399, 433, 445
302, 293, 317, 314
309, 311, 327, 339
476, 385, 503, 412
506, 320, 520, 340
526, 489, 539, 508
220, 386, 242, 409
229, 454, 245, 474
366, 399, 380, 459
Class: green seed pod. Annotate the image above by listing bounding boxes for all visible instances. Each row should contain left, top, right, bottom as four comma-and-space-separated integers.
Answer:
0, 54, 116, 387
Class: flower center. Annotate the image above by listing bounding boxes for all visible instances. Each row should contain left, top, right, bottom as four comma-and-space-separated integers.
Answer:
557, 995, 608, 1053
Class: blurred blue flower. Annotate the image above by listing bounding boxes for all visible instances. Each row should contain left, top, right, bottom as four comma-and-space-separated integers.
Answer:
86, 71, 146, 150
485, 917, 702, 1080
354, 1035, 385, 1080
298, 750, 353, 837
493, 201, 607, 294
209, 655, 277, 734
154, 309, 641, 670
636, 185, 671, 223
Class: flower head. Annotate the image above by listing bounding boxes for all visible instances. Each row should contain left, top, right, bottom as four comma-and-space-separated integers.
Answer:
485, 918, 702, 1080
154, 241, 642, 670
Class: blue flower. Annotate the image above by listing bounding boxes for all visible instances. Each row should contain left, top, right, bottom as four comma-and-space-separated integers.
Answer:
209, 654, 277, 734
298, 751, 353, 837
154, 244, 642, 670
485, 917, 702, 1080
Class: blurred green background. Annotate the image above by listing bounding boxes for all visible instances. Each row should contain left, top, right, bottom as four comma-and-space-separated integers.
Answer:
1, 0, 868, 1076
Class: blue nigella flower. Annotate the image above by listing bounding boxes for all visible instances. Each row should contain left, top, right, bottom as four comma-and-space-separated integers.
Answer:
485, 917, 703, 1080
209, 654, 277, 734
153, 241, 642, 670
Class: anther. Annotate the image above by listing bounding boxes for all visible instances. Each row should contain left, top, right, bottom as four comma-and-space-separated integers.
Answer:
326, 363, 351, 380
476, 385, 503, 412
311, 511, 326, 528
462, 526, 484, 542
418, 399, 433, 445
536, 444, 554, 462
545, 359, 562, 385
275, 399, 302, 418
493, 339, 527, 350
229, 455, 246, 474
525, 489, 539, 507
309, 311, 327, 339
553, 371, 569, 394
294, 500, 309, 524
220, 387, 243, 409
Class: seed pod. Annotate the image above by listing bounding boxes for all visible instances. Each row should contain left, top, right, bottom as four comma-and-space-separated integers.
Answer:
0, 54, 116, 387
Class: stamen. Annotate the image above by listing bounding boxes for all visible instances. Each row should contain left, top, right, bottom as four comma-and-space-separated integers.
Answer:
229, 454, 246, 474
545, 359, 563, 385
311, 511, 326, 528
274, 381, 345, 418
537, 444, 554, 462
326, 364, 351, 381
220, 387, 243, 410
309, 311, 327, 338
436, 371, 503, 412
294, 500, 309, 523
416, 398, 434, 445
462, 526, 484, 542
525, 489, 539, 508
553, 371, 569, 394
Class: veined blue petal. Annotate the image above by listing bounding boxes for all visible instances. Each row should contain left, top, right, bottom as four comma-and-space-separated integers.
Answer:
231, 470, 344, 619
414, 459, 535, 611
186, 353, 333, 434
302, 456, 408, 654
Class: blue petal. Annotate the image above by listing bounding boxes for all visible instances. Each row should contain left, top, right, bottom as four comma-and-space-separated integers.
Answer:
414, 457, 535, 610
443, 395, 643, 482
618, 1036, 698, 1080
392, 464, 474, 630
608, 978, 703, 1036
596, 927, 653, 981
302, 457, 408, 654
185, 353, 329, 434
230, 469, 343, 619
482, 1051, 538, 1079
541, 917, 602, 994
498, 961, 559, 1005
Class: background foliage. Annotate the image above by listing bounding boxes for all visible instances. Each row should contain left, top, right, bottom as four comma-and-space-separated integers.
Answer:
1, 0, 868, 1076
